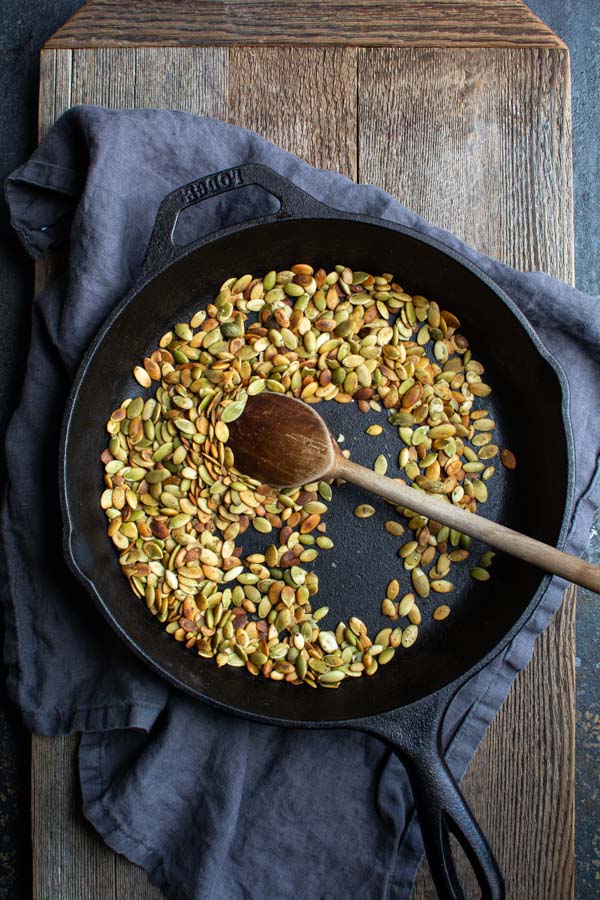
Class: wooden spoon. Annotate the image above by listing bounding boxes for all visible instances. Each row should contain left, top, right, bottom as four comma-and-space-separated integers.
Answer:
228, 392, 600, 594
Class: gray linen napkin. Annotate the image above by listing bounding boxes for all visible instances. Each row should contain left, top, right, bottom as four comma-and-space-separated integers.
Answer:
4, 106, 600, 899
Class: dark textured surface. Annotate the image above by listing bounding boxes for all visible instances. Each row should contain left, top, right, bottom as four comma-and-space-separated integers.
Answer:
0, 2, 597, 899
0, 7, 85, 897
524, 5, 600, 899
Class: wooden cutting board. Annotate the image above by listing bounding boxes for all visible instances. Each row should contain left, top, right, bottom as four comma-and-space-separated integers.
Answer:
34, 2, 575, 897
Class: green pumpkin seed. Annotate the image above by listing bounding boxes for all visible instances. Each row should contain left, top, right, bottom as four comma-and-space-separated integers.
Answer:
318, 670, 346, 684
375, 628, 392, 647
253, 517, 272, 534
374, 454, 388, 475
304, 501, 328, 515
127, 397, 144, 419
378, 646, 395, 665
318, 482, 333, 501
221, 398, 247, 423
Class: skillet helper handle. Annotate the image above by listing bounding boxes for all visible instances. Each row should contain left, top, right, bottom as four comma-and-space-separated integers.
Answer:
404, 750, 505, 900
143, 163, 328, 273
336, 457, 600, 593
365, 699, 505, 900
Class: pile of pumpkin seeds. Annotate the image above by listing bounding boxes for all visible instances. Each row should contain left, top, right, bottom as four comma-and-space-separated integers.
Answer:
101, 263, 516, 688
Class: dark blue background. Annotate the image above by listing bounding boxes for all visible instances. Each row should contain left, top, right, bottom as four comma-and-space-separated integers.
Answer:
0, 2, 598, 897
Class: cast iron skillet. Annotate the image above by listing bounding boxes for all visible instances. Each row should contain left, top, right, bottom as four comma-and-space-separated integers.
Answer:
61, 164, 574, 900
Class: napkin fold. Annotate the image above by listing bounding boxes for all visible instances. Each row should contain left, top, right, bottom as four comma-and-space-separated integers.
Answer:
4, 106, 600, 899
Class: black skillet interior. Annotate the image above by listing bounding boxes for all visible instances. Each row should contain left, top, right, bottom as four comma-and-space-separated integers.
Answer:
62, 191, 571, 727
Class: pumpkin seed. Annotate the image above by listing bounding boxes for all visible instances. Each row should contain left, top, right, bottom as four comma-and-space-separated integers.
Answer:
374, 454, 388, 475
433, 605, 451, 621
318, 631, 339, 653
318, 482, 333, 501
385, 521, 405, 536
401, 625, 418, 648
500, 448, 517, 469
381, 598, 397, 617
386, 579, 400, 600
134, 366, 151, 388
354, 504, 376, 518
430, 580, 453, 593
253, 517, 272, 534
390, 627, 403, 647
407, 604, 421, 625
318, 670, 346, 684
375, 628, 392, 646
398, 593, 415, 617
411, 568, 430, 598
221, 398, 247, 423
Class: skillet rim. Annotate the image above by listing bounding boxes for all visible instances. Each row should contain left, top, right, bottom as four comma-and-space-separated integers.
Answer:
59, 209, 576, 728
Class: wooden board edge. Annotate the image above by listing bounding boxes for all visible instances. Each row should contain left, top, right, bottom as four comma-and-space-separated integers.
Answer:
44, 0, 567, 51
44, 36, 568, 50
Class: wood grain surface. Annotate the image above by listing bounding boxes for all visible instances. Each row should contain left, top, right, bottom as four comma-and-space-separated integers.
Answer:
228, 47, 357, 180
358, 47, 573, 279
34, 37, 574, 900
45, 0, 565, 50
31, 735, 118, 899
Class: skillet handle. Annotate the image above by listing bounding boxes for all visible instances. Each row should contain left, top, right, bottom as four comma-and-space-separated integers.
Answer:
143, 163, 331, 273
364, 698, 505, 900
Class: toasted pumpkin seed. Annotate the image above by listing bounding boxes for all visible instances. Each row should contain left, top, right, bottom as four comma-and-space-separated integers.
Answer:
430, 580, 453, 593
389, 627, 403, 647
384, 522, 403, 538
433, 605, 451, 621
381, 598, 397, 618
401, 625, 418, 648
500, 448, 517, 469
386, 579, 400, 600
354, 504, 376, 518
411, 568, 430, 598
398, 593, 415, 617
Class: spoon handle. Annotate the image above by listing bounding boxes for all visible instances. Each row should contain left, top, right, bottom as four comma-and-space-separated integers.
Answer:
336, 457, 600, 594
